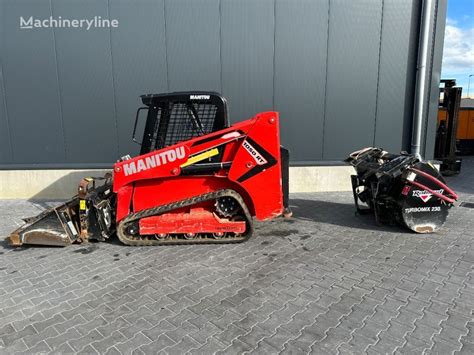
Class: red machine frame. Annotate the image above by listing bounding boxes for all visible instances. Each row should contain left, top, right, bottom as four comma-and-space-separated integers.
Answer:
113, 111, 284, 236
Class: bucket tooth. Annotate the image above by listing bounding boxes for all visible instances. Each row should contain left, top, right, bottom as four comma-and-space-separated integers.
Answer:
5, 233, 21, 246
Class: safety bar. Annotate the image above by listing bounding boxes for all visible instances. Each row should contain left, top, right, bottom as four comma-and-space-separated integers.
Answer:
132, 107, 149, 145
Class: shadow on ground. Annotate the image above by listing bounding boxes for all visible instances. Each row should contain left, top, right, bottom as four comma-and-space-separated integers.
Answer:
289, 198, 407, 234
444, 155, 474, 196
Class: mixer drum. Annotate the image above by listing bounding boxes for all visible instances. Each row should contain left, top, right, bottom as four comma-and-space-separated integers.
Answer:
397, 163, 451, 233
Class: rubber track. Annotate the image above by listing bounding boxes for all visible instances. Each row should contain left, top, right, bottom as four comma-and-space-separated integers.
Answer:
117, 189, 253, 246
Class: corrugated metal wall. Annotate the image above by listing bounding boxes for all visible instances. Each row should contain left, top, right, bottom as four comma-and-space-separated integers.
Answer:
0, 0, 433, 167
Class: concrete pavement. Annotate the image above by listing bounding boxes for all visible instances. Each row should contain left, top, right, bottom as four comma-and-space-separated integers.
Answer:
0, 157, 473, 354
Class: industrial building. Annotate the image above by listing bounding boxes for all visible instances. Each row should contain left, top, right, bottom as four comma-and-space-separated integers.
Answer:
0, 0, 448, 197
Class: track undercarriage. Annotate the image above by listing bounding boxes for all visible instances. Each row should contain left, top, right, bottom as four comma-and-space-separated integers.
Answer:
117, 190, 253, 246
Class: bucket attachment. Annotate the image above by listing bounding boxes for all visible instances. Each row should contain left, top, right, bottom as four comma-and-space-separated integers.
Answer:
7, 198, 81, 246
346, 148, 458, 233
6, 175, 115, 247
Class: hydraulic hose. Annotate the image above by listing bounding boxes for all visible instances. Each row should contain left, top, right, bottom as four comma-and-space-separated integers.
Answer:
408, 167, 459, 200
408, 179, 457, 204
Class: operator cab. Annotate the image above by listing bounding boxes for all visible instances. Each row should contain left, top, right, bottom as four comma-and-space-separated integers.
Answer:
134, 92, 229, 155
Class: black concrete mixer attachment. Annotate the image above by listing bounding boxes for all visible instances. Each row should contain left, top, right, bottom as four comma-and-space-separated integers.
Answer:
346, 148, 458, 233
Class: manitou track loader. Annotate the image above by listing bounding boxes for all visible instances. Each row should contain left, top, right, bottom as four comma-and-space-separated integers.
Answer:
7, 92, 291, 247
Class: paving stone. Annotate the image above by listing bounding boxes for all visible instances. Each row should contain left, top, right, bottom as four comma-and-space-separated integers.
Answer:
77, 344, 99, 354
261, 327, 293, 352
165, 334, 201, 353
369, 331, 404, 353
96, 317, 130, 338
352, 320, 388, 345
136, 334, 175, 353
69, 329, 105, 352
460, 342, 474, 354
191, 337, 226, 354
23, 325, 59, 348
354, 330, 389, 351
1, 325, 37, 347
0, 323, 16, 340
45, 327, 82, 351
237, 326, 269, 348
313, 324, 352, 352
141, 320, 176, 340
0, 162, 473, 354
210, 311, 243, 331
73, 316, 108, 337
90, 330, 128, 353
443, 310, 473, 332
55, 341, 75, 353
0, 338, 29, 353
31, 314, 67, 334
384, 319, 414, 343
231, 312, 263, 332
417, 309, 449, 329
369, 307, 397, 327
104, 345, 122, 355
411, 321, 442, 344
188, 322, 220, 345
114, 332, 151, 355
28, 340, 52, 353
222, 338, 254, 353
399, 334, 431, 353
214, 324, 248, 347
438, 323, 469, 347
53, 314, 88, 334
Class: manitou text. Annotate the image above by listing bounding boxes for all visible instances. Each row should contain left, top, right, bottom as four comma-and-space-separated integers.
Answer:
123, 146, 186, 176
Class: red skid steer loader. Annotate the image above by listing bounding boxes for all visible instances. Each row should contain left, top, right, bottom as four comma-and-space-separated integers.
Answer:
7, 92, 291, 247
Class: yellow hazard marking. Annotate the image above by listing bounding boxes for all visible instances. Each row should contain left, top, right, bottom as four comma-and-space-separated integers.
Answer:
180, 148, 219, 168
79, 200, 86, 210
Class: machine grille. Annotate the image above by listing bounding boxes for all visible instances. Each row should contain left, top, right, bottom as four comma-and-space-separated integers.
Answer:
164, 103, 217, 147
150, 103, 218, 150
